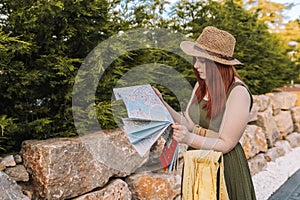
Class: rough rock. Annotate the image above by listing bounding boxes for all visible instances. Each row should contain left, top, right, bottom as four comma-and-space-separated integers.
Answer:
291, 107, 300, 132
285, 132, 300, 148
4, 165, 29, 182
240, 125, 268, 159
73, 179, 132, 200
248, 153, 267, 176
0, 171, 30, 200
0, 155, 16, 167
256, 109, 280, 147
253, 95, 270, 112
0, 164, 5, 171
273, 110, 294, 137
20, 130, 148, 199
14, 154, 23, 164
268, 93, 281, 115
274, 140, 292, 155
262, 140, 292, 163
126, 172, 181, 200
267, 92, 297, 110
291, 107, 300, 122
294, 123, 300, 132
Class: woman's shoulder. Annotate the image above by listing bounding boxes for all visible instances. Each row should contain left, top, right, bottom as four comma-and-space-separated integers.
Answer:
228, 77, 253, 110
230, 84, 249, 96
233, 77, 246, 86
229, 78, 250, 93
229, 78, 250, 96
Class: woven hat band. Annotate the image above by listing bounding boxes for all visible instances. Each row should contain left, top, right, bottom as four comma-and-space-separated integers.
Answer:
193, 45, 235, 61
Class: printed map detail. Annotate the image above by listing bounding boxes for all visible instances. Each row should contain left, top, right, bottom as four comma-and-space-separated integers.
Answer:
114, 84, 173, 122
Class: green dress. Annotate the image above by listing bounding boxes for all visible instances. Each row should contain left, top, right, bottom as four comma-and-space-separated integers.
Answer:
188, 82, 257, 200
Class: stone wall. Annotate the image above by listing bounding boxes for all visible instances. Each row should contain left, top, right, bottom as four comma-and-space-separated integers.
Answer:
242, 92, 300, 175
1, 91, 300, 200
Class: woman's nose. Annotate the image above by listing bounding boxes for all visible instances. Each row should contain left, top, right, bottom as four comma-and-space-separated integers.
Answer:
194, 61, 203, 69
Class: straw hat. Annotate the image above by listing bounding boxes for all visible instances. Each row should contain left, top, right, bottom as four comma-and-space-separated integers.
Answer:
180, 26, 242, 65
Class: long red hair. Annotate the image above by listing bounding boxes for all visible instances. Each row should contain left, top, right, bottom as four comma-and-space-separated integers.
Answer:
193, 57, 241, 118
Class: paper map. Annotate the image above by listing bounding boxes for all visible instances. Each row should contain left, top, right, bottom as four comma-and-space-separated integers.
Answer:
113, 84, 178, 170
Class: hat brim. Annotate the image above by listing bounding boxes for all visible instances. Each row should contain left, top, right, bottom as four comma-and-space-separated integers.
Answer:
180, 41, 243, 65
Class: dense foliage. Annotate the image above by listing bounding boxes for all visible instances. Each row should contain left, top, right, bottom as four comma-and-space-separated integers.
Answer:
173, 0, 298, 94
0, 0, 298, 152
0, 0, 122, 151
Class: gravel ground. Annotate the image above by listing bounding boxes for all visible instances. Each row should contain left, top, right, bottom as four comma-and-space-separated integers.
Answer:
252, 147, 300, 200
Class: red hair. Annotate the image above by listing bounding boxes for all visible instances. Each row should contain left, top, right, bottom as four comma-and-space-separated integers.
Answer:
193, 57, 241, 118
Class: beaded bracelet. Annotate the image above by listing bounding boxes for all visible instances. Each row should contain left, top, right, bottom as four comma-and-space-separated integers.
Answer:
192, 124, 207, 137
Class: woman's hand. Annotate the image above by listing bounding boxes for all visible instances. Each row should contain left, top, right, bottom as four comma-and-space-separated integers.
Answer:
172, 123, 195, 145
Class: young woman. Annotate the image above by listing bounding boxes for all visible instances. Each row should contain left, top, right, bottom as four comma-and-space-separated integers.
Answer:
154, 26, 256, 199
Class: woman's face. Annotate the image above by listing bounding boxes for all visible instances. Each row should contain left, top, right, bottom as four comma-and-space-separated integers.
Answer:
194, 57, 206, 79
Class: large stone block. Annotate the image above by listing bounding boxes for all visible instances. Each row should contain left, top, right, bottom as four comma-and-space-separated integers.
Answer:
264, 141, 291, 162
240, 125, 268, 159
20, 129, 148, 199
256, 109, 280, 147
248, 153, 267, 175
126, 172, 181, 200
268, 93, 281, 115
291, 106, 300, 123
274, 110, 294, 137
294, 123, 300, 132
275, 140, 292, 151
4, 165, 29, 182
73, 179, 132, 200
266, 92, 297, 110
253, 95, 270, 112
0, 171, 30, 200
291, 107, 300, 132
0, 155, 16, 167
285, 132, 300, 148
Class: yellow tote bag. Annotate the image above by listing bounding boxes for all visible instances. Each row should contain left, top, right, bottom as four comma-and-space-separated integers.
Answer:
182, 150, 229, 200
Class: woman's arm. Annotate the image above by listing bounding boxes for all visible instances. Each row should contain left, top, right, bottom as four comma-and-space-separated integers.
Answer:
172, 85, 251, 154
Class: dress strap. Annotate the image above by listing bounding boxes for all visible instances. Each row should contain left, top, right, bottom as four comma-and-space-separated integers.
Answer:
226, 82, 253, 111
